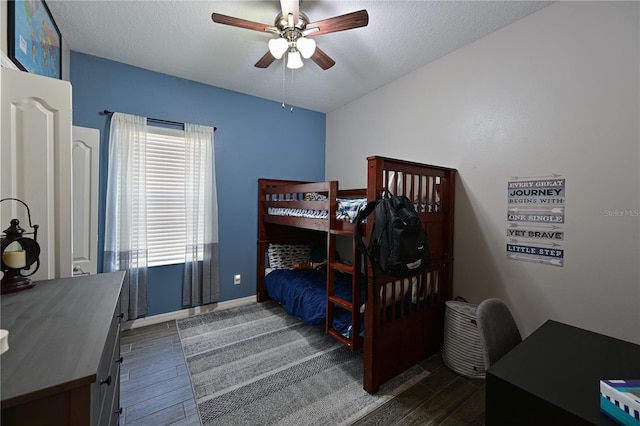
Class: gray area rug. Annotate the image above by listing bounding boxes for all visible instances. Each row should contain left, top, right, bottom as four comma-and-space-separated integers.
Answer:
176, 300, 430, 426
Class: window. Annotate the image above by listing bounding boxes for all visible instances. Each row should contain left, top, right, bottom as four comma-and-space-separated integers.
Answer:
145, 126, 204, 266
105, 112, 218, 314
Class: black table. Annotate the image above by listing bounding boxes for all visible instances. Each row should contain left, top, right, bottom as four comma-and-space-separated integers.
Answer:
486, 320, 640, 425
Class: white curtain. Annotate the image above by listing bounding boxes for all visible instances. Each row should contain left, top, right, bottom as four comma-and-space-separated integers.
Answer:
104, 113, 149, 321
183, 123, 219, 306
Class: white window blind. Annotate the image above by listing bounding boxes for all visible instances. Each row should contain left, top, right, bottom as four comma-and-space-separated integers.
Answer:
145, 126, 203, 267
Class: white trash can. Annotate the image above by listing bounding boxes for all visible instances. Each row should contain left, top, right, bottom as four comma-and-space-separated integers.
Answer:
442, 300, 486, 379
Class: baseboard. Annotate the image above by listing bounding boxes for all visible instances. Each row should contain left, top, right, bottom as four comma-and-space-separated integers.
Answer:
122, 296, 256, 330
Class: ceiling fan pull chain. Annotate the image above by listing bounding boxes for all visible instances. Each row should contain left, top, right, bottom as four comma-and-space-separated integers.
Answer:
289, 68, 294, 112
281, 59, 286, 110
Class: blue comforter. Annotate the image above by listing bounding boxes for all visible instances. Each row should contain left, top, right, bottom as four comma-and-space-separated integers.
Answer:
263, 269, 366, 336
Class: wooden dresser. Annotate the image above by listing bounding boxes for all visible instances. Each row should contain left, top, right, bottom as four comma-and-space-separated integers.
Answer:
1, 272, 125, 425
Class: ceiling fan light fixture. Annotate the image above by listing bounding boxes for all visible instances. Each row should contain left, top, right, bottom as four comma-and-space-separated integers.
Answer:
296, 37, 316, 59
212, 6, 369, 72
287, 50, 303, 69
268, 38, 288, 59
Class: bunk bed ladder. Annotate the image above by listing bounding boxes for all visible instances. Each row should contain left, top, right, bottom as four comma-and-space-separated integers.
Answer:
326, 229, 363, 351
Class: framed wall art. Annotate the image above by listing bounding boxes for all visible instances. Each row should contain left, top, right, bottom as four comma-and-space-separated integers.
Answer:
7, 0, 62, 79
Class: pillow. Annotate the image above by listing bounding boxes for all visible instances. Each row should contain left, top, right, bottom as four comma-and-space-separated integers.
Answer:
267, 244, 311, 269
304, 192, 328, 201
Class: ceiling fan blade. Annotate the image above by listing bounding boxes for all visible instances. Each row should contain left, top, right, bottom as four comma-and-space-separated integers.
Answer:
310, 47, 335, 70
307, 10, 369, 37
255, 51, 276, 69
211, 13, 275, 33
280, 0, 299, 25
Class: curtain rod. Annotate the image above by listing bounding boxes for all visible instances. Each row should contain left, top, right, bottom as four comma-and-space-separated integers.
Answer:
103, 110, 216, 132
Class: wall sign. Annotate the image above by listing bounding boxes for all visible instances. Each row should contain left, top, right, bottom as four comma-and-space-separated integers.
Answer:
507, 175, 565, 266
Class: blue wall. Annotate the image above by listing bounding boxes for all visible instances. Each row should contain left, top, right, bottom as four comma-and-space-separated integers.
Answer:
70, 52, 326, 316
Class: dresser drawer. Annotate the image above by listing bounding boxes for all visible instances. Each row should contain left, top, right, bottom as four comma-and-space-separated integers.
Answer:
103, 369, 121, 426
92, 296, 122, 425
98, 326, 120, 425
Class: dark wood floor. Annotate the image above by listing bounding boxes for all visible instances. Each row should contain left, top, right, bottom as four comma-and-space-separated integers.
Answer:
120, 321, 200, 425
120, 319, 485, 425
354, 355, 486, 426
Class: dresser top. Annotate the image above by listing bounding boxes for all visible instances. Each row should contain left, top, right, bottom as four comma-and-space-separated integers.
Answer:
1, 272, 124, 408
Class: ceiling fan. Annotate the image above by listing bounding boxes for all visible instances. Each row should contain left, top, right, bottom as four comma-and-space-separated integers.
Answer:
211, 0, 369, 70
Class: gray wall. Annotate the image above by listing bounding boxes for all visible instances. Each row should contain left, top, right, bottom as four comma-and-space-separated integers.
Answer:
326, 2, 640, 344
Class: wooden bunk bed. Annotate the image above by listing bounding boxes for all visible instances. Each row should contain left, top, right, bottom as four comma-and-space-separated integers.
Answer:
257, 156, 456, 394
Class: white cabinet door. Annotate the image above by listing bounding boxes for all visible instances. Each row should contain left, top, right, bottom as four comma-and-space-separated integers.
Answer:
72, 126, 99, 276
1, 67, 73, 280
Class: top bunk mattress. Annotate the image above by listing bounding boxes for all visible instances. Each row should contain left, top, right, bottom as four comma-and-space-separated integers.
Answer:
267, 195, 367, 223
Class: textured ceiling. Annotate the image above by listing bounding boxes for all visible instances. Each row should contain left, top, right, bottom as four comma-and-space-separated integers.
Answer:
47, 1, 553, 113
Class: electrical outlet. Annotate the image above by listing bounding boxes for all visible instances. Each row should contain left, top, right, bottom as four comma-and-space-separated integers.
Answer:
233, 274, 241, 285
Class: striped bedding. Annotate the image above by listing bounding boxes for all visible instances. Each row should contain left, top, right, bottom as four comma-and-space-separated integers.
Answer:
268, 197, 368, 223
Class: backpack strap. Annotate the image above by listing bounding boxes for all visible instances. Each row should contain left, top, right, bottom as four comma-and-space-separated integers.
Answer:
362, 249, 378, 305
381, 188, 393, 199
353, 200, 378, 253
354, 200, 380, 306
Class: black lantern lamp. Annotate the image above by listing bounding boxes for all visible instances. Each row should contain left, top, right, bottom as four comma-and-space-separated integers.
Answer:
1, 198, 40, 294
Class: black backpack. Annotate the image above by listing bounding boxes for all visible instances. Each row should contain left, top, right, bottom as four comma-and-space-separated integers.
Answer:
354, 192, 430, 278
